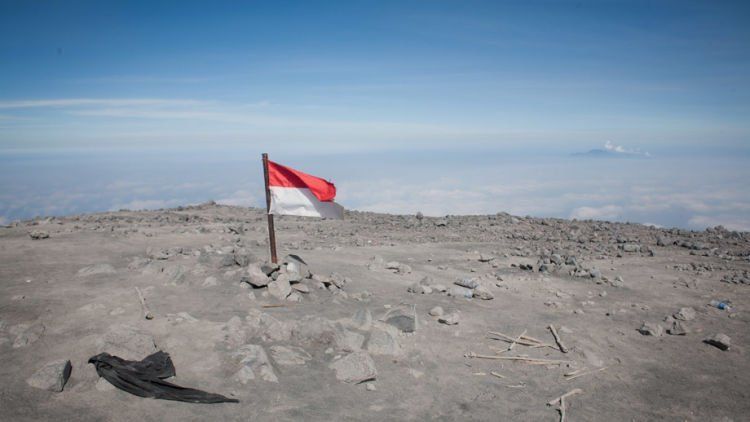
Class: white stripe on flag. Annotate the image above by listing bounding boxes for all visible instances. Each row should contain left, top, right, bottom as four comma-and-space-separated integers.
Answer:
269, 186, 344, 219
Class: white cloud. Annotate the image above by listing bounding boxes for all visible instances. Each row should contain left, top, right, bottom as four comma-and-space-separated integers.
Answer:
0, 98, 202, 109
604, 141, 650, 157
216, 190, 259, 207
570, 205, 623, 220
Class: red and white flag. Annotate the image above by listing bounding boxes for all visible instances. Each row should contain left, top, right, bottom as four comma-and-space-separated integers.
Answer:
267, 160, 344, 219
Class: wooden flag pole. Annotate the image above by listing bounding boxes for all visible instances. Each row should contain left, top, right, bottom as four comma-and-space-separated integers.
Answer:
262, 153, 278, 263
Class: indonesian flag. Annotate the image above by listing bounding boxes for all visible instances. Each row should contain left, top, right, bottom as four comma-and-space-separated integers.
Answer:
267, 160, 344, 219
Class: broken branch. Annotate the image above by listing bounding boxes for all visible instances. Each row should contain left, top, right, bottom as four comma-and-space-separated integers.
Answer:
548, 324, 569, 353
134, 286, 153, 320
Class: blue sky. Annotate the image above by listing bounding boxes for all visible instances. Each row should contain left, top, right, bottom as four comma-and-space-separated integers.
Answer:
0, 1, 749, 229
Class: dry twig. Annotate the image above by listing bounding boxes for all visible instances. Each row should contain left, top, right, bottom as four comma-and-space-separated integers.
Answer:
548, 324, 569, 353
134, 286, 153, 320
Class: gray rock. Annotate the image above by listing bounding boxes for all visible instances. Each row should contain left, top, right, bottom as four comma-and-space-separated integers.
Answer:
366, 326, 401, 356
611, 275, 624, 287
622, 244, 641, 253
77, 263, 116, 277
260, 262, 280, 276
455, 278, 479, 289
233, 344, 278, 383
448, 285, 473, 298
283, 254, 311, 280
673, 307, 696, 321
233, 248, 257, 267
704, 333, 731, 351
428, 306, 444, 317
267, 275, 292, 300
383, 305, 418, 333
242, 263, 271, 287
269, 345, 311, 366
667, 321, 687, 336
438, 311, 460, 325
473, 285, 494, 300
329, 351, 377, 383
478, 253, 495, 263
29, 230, 49, 240
291, 283, 310, 294
26, 359, 72, 392
219, 254, 237, 268
260, 314, 293, 342
637, 322, 663, 337
589, 268, 602, 279
292, 316, 338, 346
335, 328, 366, 352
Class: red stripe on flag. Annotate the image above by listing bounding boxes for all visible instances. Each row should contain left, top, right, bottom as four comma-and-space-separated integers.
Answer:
267, 160, 337, 202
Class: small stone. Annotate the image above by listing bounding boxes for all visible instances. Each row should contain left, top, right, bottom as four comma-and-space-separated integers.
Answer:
667, 321, 687, 336
673, 307, 696, 321
704, 333, 731, 351
428, 306, 444, 317
622, 244, 641, 253
242, 264, 271, 287
329, 351, 377, 384
473, 285, 494, 300
637, 322, 663, 337
260, 262, 280, 276
26, 359, 72, 392
365, 382, 377, 391
455, 278, 479, 289
366, 325, 401, 356
448, 285, 473, 298
478, 253, 495, 263
291, 283, 310, 294
29, 230, 50, 240
438, 311, 460, 325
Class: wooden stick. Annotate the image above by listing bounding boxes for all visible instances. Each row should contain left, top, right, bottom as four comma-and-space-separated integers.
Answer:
508, 329, 527, 352
466, 353, 570, 365
489, 331, 547, 347
560, 397, 567, 422
134, 286, 153, 320
490, 371, 506, 379
548, 324, 569, 353
565, 366, 607, 381
262, 303, 286, 308
547, 388, 582, 406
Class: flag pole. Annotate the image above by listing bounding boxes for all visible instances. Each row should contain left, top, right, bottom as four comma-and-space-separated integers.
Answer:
262, 153, 278, 264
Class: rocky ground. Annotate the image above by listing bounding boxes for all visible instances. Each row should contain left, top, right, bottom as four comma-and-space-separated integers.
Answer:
1, 203, 749, 421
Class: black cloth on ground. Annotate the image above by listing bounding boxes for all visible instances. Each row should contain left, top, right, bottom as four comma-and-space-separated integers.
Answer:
88, 351, 238, 403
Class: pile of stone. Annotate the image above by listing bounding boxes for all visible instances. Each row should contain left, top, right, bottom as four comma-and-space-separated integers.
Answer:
239, 254, 345, 301
722, 270, 750, 285
222, 305, 416, 387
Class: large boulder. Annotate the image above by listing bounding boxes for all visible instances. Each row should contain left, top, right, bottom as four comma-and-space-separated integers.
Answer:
329, 351, 377, 384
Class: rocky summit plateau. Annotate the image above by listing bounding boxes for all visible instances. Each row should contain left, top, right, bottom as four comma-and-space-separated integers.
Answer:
1, 203, 749, 421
